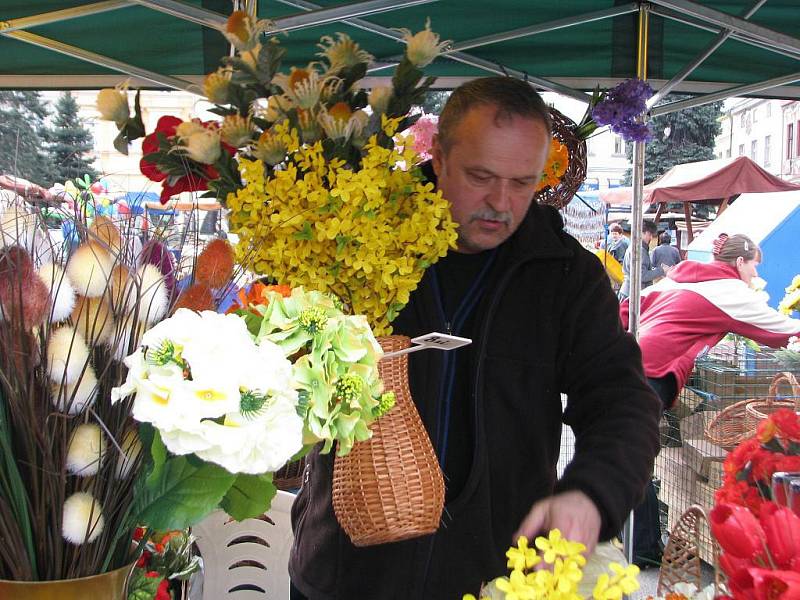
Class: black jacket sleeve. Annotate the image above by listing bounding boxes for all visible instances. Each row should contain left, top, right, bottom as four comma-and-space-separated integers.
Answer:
553, 243, 661, 540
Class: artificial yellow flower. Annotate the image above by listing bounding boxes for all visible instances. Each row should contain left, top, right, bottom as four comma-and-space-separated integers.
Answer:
507, 535, 541, 571
534, 529, 587, 565
226, 127, 457, 335
592, 562, 640, 600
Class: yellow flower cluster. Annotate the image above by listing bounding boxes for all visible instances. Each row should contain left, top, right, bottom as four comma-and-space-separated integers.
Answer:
778, 274, 800, 315
226, 116, 458, 335
463, 530, 639, 600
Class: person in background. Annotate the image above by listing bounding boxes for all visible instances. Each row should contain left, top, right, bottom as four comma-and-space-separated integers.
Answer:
605, 222, 629, 263
618, 219, 663, 301
620, 232, 800, 567
289, 77, 661, 599
650, 230, 681, 270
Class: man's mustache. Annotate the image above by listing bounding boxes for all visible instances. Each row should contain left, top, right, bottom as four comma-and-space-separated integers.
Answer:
469, 209, 512, 224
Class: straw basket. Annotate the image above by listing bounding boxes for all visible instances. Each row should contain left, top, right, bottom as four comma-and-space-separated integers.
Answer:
744, 371, 800, 433
273, 457, 306, 491
705, 371, 800, 450
331, 335, 445, 547
533, 107, 588, 210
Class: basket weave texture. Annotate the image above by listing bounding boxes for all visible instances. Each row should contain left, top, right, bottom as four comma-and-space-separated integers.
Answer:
332, 335, 445, 547
273, 457, 306, 491
533, 107, 588, 210
658, 505, 723, 596
705, 371, 800, 450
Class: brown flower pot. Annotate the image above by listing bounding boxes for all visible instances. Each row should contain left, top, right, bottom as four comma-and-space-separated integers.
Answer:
0, 562, 133, 600
332, 335, 445, 546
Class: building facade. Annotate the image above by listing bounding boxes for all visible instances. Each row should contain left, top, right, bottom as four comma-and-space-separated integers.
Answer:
715, 97, 800, 184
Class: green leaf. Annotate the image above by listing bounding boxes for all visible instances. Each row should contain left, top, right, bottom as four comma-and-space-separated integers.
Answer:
127, 568, 164, 600
219, 473, 277, 521
293, 221, 313, 241
146, 429, 167, 489
132, 456, 236, 531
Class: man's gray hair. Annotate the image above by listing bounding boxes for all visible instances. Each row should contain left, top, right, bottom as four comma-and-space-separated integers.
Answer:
437, 77, 552, 153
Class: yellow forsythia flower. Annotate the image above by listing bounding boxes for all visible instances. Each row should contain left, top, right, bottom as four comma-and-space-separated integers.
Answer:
226, 125, 458, 334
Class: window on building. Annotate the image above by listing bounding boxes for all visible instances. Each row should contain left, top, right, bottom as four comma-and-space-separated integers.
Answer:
613, 136, 624, 155
766, 103, 772, 118
740, 113, 746, 127
738, 144, 745, 156
726, 148, 732, 158
751, 140, 758, 161
607, 178, 623, 188
765, 135, 771, 166
788, 124, 795, 159
587, 138, 595, 156
797, 121, 800, 156
753, 108, 758, 123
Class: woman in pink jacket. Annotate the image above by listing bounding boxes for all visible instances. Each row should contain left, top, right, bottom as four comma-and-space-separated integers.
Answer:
622, 232, 799, 409
619, 232, 800, 567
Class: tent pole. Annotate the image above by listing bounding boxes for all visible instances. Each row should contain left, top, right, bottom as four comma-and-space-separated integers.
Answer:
622, 1, 650, 568
647, 0, 800, 57
650, 71, 800, 116
647, 0, 768, 106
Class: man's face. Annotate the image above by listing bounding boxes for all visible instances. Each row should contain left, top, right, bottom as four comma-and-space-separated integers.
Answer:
642, 230, 654, 245
610, 230, 621, 242
431, 104, 550, 253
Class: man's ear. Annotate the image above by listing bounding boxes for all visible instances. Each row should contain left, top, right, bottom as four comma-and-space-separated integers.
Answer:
431, 134, 444, 177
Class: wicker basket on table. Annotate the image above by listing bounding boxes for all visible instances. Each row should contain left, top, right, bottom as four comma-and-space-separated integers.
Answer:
658, 505, 724, 596
332, 335, 445, 547
533, 106, 588, 210
705, 371, 800, 450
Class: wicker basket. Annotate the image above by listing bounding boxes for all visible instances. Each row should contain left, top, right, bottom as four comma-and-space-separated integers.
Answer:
705, 371, 800, 450
273, 457, 306, 491
658, 505, 723, 596
331, 335, 445, 547
744, 371, 799, 432
533, 107, 588, 210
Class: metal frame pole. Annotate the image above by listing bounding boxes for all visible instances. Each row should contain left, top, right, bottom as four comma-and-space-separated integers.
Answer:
622, 2, 650, 569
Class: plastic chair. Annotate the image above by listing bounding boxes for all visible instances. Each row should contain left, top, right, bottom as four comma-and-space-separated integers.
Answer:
192, 490, 295, 599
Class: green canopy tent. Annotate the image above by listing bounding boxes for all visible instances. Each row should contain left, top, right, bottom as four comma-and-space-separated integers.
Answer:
1, 0, 799, 104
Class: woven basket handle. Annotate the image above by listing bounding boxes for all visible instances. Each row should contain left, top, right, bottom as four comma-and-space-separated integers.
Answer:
767, 372, 800, 409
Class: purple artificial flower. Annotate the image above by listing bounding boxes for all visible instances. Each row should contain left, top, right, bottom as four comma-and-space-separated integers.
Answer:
590, 78, 654, 143
139, 239, 177, 300
612, 120, 653, 143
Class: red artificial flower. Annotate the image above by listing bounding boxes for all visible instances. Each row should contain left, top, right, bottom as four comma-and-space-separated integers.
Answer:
135, 550, 152, 568
155, 577, 171, 600
760, 502, 800, 571
139, 116, 231, 204
770, 408, 800, 443
748, 568, 800, 600
724, 562, 757, 600
710, 503, 768, 561
133, 526, 147, 542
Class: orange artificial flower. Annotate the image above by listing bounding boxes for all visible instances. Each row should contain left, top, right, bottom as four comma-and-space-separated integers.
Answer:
226, 282, 292, 315
536, 138, 569, 192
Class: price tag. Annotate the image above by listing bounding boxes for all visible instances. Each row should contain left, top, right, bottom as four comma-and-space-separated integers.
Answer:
382, 332, 472, 359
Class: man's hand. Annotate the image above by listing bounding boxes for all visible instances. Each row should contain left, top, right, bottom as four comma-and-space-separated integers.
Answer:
514, 491, 602, 555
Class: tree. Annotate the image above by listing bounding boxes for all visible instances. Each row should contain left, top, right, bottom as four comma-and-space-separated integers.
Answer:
49, 91, 98, 184
0, 91, 57, 186
625, 95, 723, 185
415, 90, 450, 115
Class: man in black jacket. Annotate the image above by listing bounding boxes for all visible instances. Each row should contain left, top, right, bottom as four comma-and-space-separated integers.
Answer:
289, 77, 661, 599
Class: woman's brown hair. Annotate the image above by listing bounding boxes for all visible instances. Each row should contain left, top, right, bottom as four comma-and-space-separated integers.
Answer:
712, 233, 761, 264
